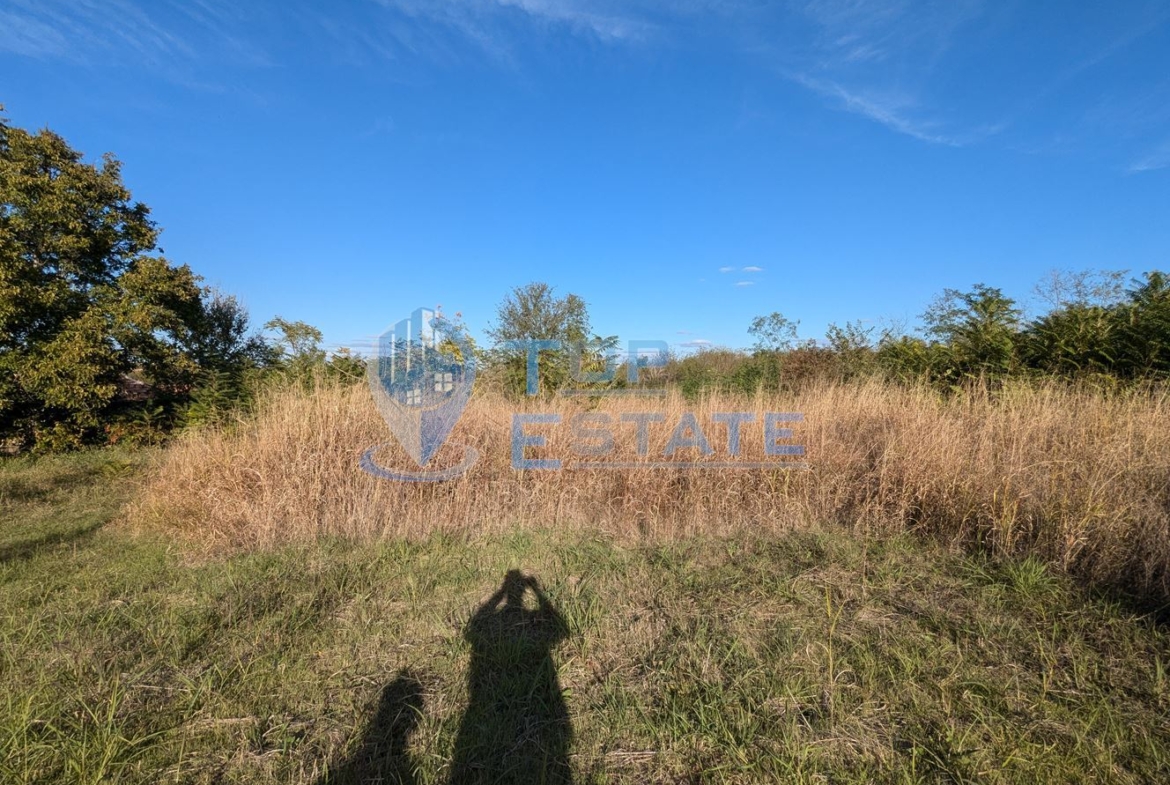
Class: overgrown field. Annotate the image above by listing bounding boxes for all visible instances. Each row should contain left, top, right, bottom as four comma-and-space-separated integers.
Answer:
132, 378, 1170, 607
2, 449, 1170, 783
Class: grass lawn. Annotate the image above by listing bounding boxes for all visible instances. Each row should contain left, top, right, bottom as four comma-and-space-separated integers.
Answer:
2, 451, 1169, 784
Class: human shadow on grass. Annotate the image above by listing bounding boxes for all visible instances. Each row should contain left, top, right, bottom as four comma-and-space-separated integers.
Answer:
449, 569, 572, 785
318, 671, 425, 785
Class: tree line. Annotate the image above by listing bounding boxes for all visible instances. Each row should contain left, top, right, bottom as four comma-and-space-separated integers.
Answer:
696, 271, 1170, 397
477, 273, 1170, 398
2, 111, 1166, 450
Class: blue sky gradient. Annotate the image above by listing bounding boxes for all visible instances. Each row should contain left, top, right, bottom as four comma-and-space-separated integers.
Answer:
3, 0, 1168, 351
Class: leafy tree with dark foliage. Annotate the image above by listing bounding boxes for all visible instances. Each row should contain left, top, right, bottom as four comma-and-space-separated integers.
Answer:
185, 290, 274, 374
485, 282, 597, 396
921, 284, 1023, 379
1114, 271, 1170, 377
0, 110, 220, 448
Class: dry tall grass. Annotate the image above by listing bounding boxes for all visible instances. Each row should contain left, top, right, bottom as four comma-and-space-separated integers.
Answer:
128, 377, 1170, 603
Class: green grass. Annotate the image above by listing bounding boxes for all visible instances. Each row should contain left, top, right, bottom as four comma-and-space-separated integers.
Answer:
2, 452, 1169, 783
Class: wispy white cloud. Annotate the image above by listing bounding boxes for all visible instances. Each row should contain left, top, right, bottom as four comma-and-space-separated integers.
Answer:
734, 280, 754, 287
0, 0, 195, 63
4, 0, 1164, 174
777, 0, 1170, 166
0, 0, 269, 72
771, 0, 1010, 147
0, 0, 736, 73
679, 338, 712, 349
1129, 139, 1170, 172
0, 8, 68, 58
373, 0, 654, 61
718, 265, 736, 273
494, 0, 652, 40
794, 0, 983, 70
742, 265, 763, 272
789, 72, 1004, 146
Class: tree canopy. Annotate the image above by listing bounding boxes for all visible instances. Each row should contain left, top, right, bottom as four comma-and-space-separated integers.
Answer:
0, 112, 269, 448
485, 282, 590, 346
485, 282, 607, 395
739, 273, 1170, 392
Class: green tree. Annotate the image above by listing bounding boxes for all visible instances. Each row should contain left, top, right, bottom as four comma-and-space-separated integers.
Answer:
1022, 269, 1127, 378
485, 282, 594, 395
922, 284, 1022, 378
748, 312, 800, 352
825, 320, 877, 378
742, 311, 804, 391
264, 317, 324, 363
180, 292, 275, 428
1113, 271, 1170, 377
875, 334, 946, 381
263, 316, 326, 385
486, 282, 590, 346
186, 290, 273, 374
325, 346, 366, 382
1023, 304, 1116, 376
0, 110, 205, 448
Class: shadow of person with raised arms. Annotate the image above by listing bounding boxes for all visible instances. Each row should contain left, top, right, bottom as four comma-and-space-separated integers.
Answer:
449, 569, 572, 784
318, 670, 424, 785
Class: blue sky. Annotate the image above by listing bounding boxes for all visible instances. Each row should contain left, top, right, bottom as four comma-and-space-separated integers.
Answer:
3, 0, 1168, 352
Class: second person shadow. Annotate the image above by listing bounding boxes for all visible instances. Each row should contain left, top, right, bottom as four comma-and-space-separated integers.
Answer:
319, 671, 425, 784
449, 569, 572, 784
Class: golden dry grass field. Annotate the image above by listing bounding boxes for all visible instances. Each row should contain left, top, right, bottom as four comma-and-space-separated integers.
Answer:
132, 378, 1170, 606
